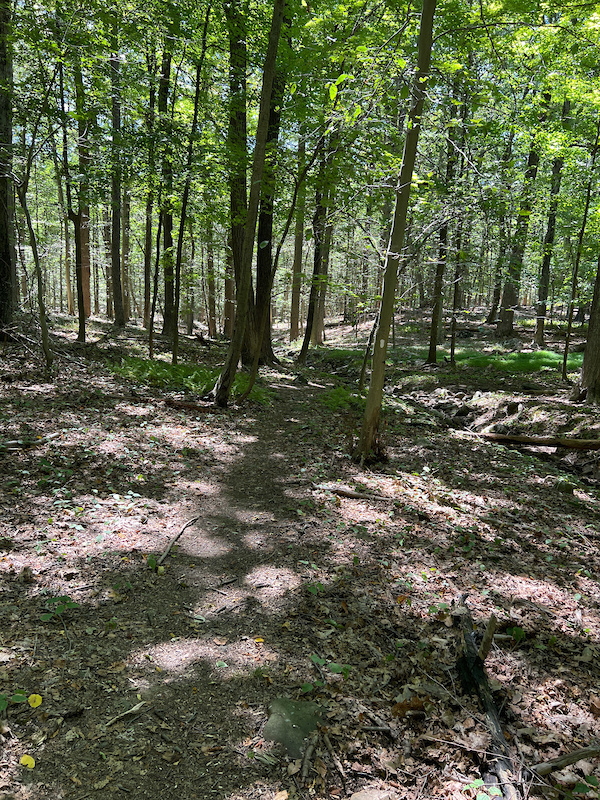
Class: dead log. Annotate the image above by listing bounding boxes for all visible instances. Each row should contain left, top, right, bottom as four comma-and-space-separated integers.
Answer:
462, 432, 600, 450
532, 744, 600, 777
455, 598, 521, 800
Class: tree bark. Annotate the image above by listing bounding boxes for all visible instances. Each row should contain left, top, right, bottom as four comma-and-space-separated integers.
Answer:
0, 0, 14, 326
355, 0, 437, 461
110, 36, 125, 328
143, 48, 157, 329
159, 46, 175, 338
73, 61, 91, 318
172, 6, 210, 365
582, 251, 600, 403
290, 137, 306, 341
496, 99, 547, 336
213, 0, 286, 407
535, 99, 569, 346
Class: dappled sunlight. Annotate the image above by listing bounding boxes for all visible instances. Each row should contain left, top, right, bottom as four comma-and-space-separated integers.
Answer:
130, 633, 280, 679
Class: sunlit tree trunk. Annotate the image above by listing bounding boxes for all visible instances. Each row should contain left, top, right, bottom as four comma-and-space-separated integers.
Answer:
355, 0, 436, 462
213, 0, 286, 406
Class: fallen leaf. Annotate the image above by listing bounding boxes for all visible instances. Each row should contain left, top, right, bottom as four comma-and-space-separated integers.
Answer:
20, 755, 35, 769
28, 694, 42, 708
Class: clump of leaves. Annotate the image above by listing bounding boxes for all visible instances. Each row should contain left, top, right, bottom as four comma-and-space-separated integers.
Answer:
40, 595, 79, 622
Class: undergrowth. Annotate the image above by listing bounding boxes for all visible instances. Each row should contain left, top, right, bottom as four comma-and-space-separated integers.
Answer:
110, 356, 271, 403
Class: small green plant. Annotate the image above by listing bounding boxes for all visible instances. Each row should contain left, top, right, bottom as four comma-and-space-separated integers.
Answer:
0, 692, 27, 713
306, 581, 324, 595
462, 778, 503, 799
572, 775, 599, 794
40, 595, 79, 622
507, 626, 526, 645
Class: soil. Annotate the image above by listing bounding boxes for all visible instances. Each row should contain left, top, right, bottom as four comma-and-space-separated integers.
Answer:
1, 315, 600, 800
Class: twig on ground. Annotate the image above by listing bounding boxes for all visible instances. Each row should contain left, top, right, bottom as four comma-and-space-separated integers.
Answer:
157, 516, 200, 565
0, 431, 61, 450
313, 482, 390, 501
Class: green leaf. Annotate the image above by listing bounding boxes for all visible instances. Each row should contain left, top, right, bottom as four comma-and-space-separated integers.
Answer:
329, 83, 338, 102
11, 693, 27, 703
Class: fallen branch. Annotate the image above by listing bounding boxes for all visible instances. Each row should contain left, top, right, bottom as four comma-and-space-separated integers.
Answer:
0, 431, 61, 451
313, 482, 390, 501
157, 516, 200, 565
164, 398, 220, 413
532, 744, 600, 777
461, 431, 600, 450
456, 597, 521, 800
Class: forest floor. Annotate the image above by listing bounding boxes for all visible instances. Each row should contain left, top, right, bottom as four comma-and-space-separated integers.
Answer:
1, 313, 600, 800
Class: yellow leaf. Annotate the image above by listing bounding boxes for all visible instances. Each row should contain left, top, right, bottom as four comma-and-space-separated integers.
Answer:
254, 638, 264, 643
28, 694, 42, 708
20, 754, 35, 769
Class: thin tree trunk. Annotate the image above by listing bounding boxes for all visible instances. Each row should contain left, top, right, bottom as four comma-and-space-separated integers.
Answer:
355, 0, 436, 461
173, 6, 210, 365
562, 113, 600, 380
213, 0, 286, 407
497, 98, 547, 336
582, 252, 600, 403
290, 137, 306, 341
121, 185, 131, 320
535, 99, 570, 346
73, 60, 91, 318
159, 46, 175, 338
110, 18, 125, 328
0, 0, 14, 326
143, 48, 156, 329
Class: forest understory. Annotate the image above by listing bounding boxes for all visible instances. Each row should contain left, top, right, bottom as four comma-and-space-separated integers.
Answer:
1, 314, 600, 800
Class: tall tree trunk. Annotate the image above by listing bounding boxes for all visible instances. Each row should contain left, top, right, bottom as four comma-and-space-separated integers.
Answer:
143, 48, 156, 329
224, 1, 248, 296
427, 83, 459, 363
496, 99, 548, 336
159, 46, 175, 338
355, 0, 436, 462
110, 35, 125, 328
172, 6, 210, 365
213, 0, 286, 407
535, 98, 570, 346
121, 185, 131, 321
248, 69, 286, 365
582, 252, 600, 403
206, 224, 217, 338
0, 0, 14, 326
290, 137, 306, 341
297, 148, 327, 365
73, 60, 91, 318
562, 113, 600, 380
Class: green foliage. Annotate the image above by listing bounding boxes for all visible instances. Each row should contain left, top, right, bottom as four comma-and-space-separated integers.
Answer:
111, 357, 270, 403
507, 626, 526, 645
452, 349, 583, 374
462, 778, 502, 800
40, 595, 79, 622
0, 692, 27, 713
319, 385, 365, 412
